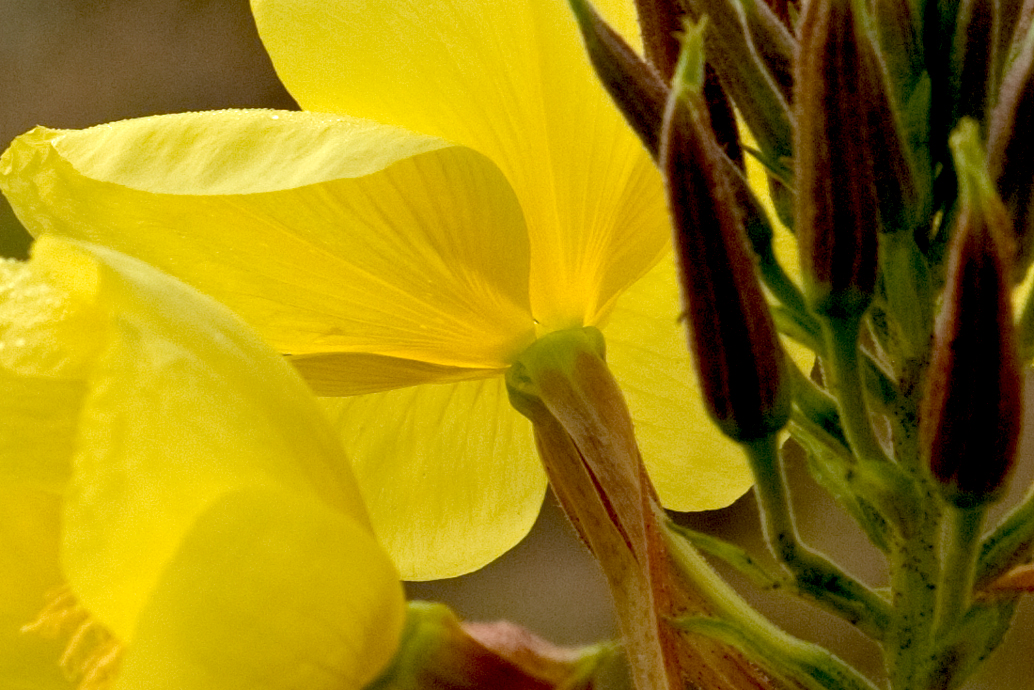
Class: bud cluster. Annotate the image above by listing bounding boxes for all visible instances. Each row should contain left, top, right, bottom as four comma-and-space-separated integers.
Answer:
573, 0, 1034, 686
575, 0, 1033, 507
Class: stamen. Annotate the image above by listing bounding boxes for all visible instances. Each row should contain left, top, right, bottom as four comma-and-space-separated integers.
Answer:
22, 585, 123, 690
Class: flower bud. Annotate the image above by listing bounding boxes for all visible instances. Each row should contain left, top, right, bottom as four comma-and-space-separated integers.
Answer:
920, 120, 1022, 508
661, 31, 790, 441
703, 63, 744, 168
633, 0, 683, 80
987, 19, 1034, 279
682, 0, 794, 178
950, 0, 997, 125
568, 0, 670, 159
795, 0, 881, 316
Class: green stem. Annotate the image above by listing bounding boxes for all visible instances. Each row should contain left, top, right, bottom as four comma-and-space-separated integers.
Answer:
744, 435, 892, 638
883, 488, 940, 690
773, 304, 826, 356
937, 505, 987, 637
788, 360, 848, 448
823, 315, 893, 465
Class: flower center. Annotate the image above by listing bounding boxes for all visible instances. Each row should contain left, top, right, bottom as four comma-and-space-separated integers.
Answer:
22, 585, 123, 690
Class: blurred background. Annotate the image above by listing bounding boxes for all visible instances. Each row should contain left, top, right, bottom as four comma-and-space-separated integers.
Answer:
2, 1, 1032, 687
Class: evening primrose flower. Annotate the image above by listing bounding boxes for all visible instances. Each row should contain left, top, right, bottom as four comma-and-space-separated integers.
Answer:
0, 236, 403, 690
0, 0, 754, 579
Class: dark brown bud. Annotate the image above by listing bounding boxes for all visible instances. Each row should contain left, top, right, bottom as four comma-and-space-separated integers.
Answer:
920, 120, 1022, 508
951, 0, 997, 124
682, 0, 794, 179
995, 0, 1033, 94
661, 35, 790, 441
987, 19, 1034, 280
633, 0, 683, 80
567, 0, 670, 159
761, 0, 793, 29
795, 0, 882, 316
703, 63, 743, 169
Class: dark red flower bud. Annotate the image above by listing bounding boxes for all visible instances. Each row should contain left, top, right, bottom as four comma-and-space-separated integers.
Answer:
795, 0, 882, 316
682, 0, 795, 178
568, 0, 670, 159
661, 36, 790, 441
921, 120, 1022, 508
987, 19, 1034, 279
633, 0, 683, 80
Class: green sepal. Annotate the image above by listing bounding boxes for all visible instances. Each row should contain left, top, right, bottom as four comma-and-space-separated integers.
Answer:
767, 173, 796, 231
737, 0, 797, 100
976, 492, 1034, 588
873, 0, 926, 94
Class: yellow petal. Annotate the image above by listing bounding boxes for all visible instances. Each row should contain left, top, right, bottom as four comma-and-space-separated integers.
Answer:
320, 377, 546, 580
115, 489, 404, 690
602, 254, 754, 511
0, 256, 91, 491
19, 237, 368, 641
0, 371, 79, 491
39, 110, 448, 195
0, 488, 71, 690
2, 114, 535, 370
253, 0, 669, 330
288, 353, 498, 396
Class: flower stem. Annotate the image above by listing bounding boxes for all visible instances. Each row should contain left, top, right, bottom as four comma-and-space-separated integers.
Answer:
744, 435, 891, 638
822, 314, 892, 466
883, 490, 940, 690
937, 505, 987, 636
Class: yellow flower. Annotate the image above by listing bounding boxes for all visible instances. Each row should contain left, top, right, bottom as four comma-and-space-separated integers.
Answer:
0, 0, 754, 579
0, 236, 403, 690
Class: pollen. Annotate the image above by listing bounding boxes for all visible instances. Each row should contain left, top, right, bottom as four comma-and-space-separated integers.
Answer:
22, 585, 124, 690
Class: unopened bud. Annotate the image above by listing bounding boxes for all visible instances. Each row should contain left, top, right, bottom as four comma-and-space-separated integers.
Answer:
661, 30, 790, 441
987, 20, 1034, 279
795, 0, 883, 316
568, 0, 670, 159
681, 0, 794, 179
633, 0, 683, 80
920, 120, 1022, 508
950, 0, 997, 125
702, 64, 744, 168
761, 0, 792, 28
